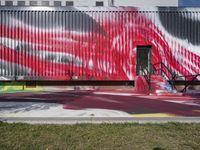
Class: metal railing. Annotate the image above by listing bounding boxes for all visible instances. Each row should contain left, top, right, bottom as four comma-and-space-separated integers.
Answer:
152, 62, 200, 92
176, 74, 200, 92
152, 62, 177, 90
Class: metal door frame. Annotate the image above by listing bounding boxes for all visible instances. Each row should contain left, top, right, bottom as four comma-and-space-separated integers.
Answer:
136, 45, 152, 76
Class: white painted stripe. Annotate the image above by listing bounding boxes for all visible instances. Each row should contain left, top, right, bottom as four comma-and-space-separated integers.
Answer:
93, 91, 140, 96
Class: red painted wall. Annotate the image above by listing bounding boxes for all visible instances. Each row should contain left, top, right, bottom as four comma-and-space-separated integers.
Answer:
0, 7, 199, 81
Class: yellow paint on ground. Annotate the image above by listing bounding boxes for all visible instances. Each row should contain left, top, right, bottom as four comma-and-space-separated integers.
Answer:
0, 84, 43, 93
24, 86, 43, 92
1, 85, 22, 91
132, 113, 175, 118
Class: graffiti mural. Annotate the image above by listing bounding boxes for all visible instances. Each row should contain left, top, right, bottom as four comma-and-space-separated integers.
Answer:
0, 7, 199, 81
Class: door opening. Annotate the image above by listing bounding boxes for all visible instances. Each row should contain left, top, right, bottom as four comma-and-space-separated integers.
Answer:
136, 46, 152, 76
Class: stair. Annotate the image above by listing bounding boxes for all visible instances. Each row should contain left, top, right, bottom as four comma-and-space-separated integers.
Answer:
135, 75, 182, 96
150, 75, 180, 96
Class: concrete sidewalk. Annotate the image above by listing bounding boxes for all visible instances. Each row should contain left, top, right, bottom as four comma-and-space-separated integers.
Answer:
1, 117, 200, 124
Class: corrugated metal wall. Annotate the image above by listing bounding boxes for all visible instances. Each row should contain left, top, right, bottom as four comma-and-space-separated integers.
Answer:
0, 7, 199, 81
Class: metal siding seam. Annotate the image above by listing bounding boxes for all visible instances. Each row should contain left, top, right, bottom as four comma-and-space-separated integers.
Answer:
108, 11, 111, 78
117, 12, 119, 78
55, 11, 58, 77
8, 11, 10, 76
191, 12, 195, 71
88, 11, 91, 79
30, 11, 33, 77
122, 11, 125, 79
102, 12, 105, 77
20, 11, 23, 77
59, 11, 61, 77
194, 12, 197, 70
44, 11, 47, 77
123, 11, 126, 79
27, 11, 30, 77
48, 11, 51, 77
0, 11, 1, 76
112, 11, 114, 77
77, 12, 83, 77
52, 11, 55, 77
35, 11, 37, 77
50, 11, 53, 77
117, 11, 120, 79
130, 11, 133, 76
189, 12, 191, 72
15, 11, 18, 77
12, 11, 14, 77
10, 11, 13, 76
62, 11, 64, 77
125, 11, 128, 79
112, 11, 116, 80
186, 11, 189, 73
73, 11, 75, 78
2, 10, 4, 76
100, 11, 102, 78
70, 11, 72, 78
6, 11, 8, 76
120, 11, 122, 79
183, 12, 186, 75
77, 11, 80, 77
6, 11, 9, 76
78, 12, 82, 78
84, 11, 86, 78
79, 12, 82, 79
32, 11, 35, 77
85, 12, 87, 79
17, 11, 20, 76
48, 11, 50, 77
176, 11, 180, 74
92, 11, 95, 78
53, 11, 55, 77
95, 11, 98, 78
41, 11, 44, 77
66, 11, 69, 78
87, 11, 90, 78
173, 11, 176, 73
97, 11, 100, 78
181, 11, 183, 74
105, 11, 108, 78
27, 11, 29, 77
108, 11, 110, 77
10, 11, 13, 77
97, 11, 100, 79
80, 11, 82, 77
69, 11, 75, 76
197, 12, 199, 51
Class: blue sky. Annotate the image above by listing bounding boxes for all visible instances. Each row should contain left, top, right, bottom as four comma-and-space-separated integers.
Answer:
179, 0, 200, 6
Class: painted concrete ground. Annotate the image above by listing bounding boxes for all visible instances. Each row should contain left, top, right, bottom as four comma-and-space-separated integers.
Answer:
0, 90, 200, 118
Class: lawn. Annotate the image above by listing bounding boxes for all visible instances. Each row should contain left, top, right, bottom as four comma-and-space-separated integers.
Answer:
0, 122, 200, 150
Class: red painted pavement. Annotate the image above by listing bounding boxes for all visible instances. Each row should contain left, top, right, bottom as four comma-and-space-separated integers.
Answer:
0, 90, 200, 117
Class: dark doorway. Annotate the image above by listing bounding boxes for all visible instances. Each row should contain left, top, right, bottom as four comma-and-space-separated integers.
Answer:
136, 46, 152, 75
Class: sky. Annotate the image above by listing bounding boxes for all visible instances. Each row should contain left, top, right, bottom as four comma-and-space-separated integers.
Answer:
179, 0, 200, 6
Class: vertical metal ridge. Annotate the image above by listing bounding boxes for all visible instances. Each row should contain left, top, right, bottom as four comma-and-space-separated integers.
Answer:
0, 8, 199, 81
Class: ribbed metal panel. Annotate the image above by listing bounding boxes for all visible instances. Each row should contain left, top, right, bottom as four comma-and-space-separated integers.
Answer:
0, 7, 199, 81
